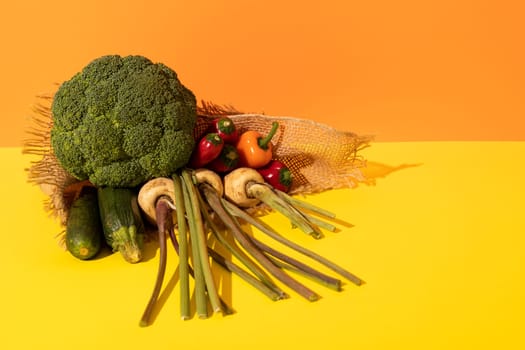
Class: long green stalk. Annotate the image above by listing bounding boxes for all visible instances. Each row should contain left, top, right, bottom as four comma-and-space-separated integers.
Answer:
222, 199, 364, 286
275, 190, 336, 219
167, 225, 236, 316
201, 185, 319, 301
301, 213, 337, 232
181, 176, 208, 318
172, 174, 190, 320
196, 186, 286, 298
266, 256, 341, 291
182, 170, 222, 314
276, 189, 354, 229
207, 248, 281, 301
247, 183, 322, 239
249, 236, 342, 291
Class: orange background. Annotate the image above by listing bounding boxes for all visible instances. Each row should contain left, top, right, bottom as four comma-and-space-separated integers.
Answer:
2, 0, 524, 146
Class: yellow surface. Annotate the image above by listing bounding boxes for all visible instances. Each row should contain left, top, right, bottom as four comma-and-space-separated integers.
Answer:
2, 142, 524, 349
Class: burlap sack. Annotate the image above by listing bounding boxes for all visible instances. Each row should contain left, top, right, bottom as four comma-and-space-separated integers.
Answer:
24, 96, 371, 227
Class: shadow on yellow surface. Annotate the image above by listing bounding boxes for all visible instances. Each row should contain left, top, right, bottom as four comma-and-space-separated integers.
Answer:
361, 161, 423, 185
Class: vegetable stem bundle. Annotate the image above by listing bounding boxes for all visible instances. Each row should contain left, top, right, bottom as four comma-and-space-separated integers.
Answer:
201, 183, 319, 301
181, 170, 222, 315
134, 166, 365, 325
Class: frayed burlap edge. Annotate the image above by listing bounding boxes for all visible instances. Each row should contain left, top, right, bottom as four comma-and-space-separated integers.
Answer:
23, 94, 77, 228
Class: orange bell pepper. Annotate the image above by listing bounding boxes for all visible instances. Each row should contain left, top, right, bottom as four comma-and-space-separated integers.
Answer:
236, 121, 279, 168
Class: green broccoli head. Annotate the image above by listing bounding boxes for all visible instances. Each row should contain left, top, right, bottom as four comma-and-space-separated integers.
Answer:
50, 55, 197, 187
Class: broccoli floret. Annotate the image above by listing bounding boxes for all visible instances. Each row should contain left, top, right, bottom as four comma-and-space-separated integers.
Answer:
50, 55, 197, 187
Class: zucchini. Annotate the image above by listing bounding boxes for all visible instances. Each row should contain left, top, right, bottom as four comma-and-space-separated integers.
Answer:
97, 187, 145, 263
65, 186, 103, 260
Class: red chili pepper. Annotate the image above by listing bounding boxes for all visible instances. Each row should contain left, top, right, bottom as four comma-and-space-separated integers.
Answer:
257, 160, 293, 192
209, 117, 239, 144
189, 133, 224, 168
208, 144, 240, 173
236, 121, 279, 169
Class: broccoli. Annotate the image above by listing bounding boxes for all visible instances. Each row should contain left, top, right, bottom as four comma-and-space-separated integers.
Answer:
50, 54, 197, 187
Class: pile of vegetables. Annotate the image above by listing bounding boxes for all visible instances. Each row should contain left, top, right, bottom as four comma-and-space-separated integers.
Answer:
28, 54, 367, 326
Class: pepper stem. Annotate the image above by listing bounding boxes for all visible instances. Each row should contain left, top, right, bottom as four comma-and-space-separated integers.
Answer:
258, 122, 279, 150
218, 118, 235, 134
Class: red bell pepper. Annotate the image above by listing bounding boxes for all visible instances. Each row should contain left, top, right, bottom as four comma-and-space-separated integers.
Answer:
208, 144, 240, 173
189, 133, 224, 168
209, 117, 239, 144
257, 160, 293, 192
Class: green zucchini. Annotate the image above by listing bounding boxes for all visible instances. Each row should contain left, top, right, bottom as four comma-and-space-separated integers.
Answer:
65, 186, 103, 260
97, 187, 145, 263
